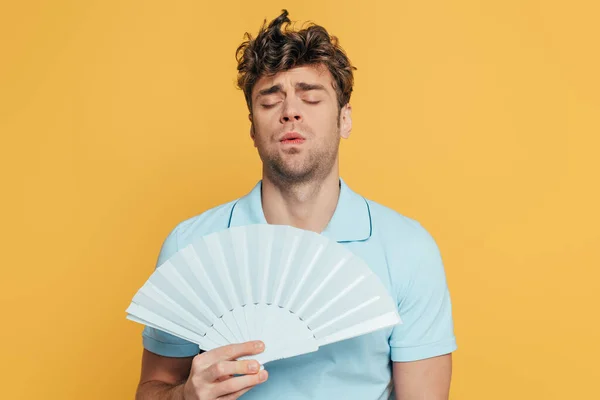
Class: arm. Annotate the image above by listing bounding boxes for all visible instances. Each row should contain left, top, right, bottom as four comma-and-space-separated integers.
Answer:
393, 354, 452, 400
388, 223, 457, 398
135, 349, 192, 399
135, 342, 268, 400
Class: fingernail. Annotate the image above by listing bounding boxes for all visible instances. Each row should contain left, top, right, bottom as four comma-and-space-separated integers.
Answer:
255, 341, 264, 350
259, 370, 268, 381
249, 362, 258, 372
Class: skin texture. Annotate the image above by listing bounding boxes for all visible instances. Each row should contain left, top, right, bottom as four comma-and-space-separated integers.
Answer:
393, 354, 453, 400
135, 63, 452, 399
135, 341, 268, 400
249, 64, 352, 234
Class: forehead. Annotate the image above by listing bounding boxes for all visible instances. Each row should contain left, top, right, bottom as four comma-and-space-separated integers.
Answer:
252, 64, 335, 95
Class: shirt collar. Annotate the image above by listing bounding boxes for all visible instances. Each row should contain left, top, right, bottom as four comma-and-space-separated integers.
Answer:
227, 177, 372, 243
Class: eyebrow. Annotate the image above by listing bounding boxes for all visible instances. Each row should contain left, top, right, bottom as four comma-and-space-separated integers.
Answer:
256, 82, 327, 100
296, 82, 327, 92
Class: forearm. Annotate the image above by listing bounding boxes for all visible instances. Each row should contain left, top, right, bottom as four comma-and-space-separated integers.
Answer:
136, 381, 185, 400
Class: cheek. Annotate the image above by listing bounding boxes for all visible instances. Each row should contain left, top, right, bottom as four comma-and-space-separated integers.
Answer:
251, 123, 274, 148
317, 103, 338, 123
312, 109, 340, 136
250, 117, 267, 138
253, 112, 278, 132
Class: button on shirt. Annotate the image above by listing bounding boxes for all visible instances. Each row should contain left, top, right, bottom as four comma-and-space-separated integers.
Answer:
141, 178, 457, 400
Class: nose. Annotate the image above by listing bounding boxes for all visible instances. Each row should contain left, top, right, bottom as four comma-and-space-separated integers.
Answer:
280, 98, 303, 124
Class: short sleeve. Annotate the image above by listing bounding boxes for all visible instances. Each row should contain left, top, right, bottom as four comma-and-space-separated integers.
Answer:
389, 224, 457, 362
141, 224, 200, 358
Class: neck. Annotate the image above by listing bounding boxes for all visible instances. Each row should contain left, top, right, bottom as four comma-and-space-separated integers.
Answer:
260, 168, 340, 234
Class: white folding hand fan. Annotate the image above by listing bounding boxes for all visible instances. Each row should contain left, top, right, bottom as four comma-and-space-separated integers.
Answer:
126, 224, 401, 365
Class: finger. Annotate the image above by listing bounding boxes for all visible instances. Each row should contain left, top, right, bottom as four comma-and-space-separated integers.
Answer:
214, 369, 268, 398
216, 374, 233, 382
217, 386, 252, 400
201, 341, 265, 365
204, 360, 262, 382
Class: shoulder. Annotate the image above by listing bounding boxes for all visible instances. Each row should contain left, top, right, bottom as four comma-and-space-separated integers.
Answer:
363, 197, 449, 302
167, 199, 238, 248
366, 198, 440, 255
154, 198, 238, 266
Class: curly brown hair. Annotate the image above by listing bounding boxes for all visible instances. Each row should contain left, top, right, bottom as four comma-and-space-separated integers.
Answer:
235, 9, 356, 114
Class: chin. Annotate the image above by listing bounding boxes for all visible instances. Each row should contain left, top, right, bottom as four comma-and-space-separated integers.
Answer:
270, 164, 315, 183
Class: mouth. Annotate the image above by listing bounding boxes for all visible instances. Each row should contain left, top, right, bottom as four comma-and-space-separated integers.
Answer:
279, 132, 306, 145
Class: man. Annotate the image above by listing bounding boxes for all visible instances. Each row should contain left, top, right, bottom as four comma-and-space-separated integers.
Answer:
135, 9, 457, 400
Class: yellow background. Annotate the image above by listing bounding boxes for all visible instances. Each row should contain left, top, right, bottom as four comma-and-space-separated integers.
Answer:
2, 1, 599, 399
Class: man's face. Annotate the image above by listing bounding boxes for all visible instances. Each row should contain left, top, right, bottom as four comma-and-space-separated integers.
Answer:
249, 64, 352, 184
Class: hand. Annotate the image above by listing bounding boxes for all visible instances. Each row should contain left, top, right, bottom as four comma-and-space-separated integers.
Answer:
182, 340, 268, 400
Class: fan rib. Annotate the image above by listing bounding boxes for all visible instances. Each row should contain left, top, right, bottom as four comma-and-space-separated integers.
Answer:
126, 304, 217, 348
316, 311, 401, 347
273, 235, 300, 306
233, 229, 253, 341
311, 296, 381, 335
159, 264, 215, 328
182, 247, 228, 316
304, 275, 366, 326
206, 319, 232, 345
143, 283, 211, 334
183, 246, 241, 342
259, 231, 273, 305
285, 244, 325, 311
205, 235, 241, 310
131, 292, 210, 344
239, 231, 253, 306
295, 255, 350, 316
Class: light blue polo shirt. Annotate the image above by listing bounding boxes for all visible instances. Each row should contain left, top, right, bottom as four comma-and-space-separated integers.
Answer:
141, 178, 457, 399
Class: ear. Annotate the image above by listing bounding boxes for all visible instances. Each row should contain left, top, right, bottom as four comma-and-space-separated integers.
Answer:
249, 114, 257, 147
339, 104, 352, 139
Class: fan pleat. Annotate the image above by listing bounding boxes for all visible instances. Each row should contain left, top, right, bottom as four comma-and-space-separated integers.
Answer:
126, 223, 401, 365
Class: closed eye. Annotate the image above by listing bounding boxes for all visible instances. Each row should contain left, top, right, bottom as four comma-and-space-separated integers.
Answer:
261, 100, 320, 108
